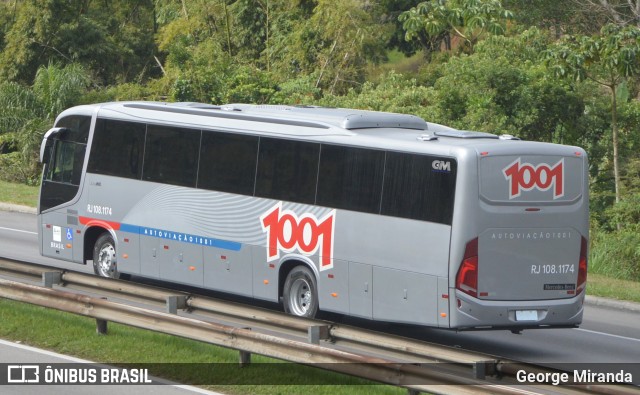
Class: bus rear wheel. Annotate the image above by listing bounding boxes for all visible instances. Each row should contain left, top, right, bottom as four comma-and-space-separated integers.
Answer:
283, 266, 318, 318
93, 233, 120, 279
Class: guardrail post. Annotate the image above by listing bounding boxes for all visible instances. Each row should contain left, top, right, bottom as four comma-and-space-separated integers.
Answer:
239, 350, 251, 366
96, 297, 108, 335
42, 272, 62, 288
239, 327, 251, 367
166, 295, 187, 314
96, 318, 108, 335
307, 325, 329, 344
473, 361, 495, 380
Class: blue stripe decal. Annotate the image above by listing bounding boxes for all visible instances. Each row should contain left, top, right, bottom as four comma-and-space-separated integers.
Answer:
119, 223, 242, 251
119, 223, 141, 234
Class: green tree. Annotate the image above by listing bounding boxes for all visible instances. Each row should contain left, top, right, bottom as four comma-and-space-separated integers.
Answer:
0, 0, 156, 85
504, 0, 600, 36
546, 23, 640, 204
399, 0, 513, 54
0, 63, 89, 183
573, 0, 640, 27
281, 0, 391, 94
414, 30, 586, 144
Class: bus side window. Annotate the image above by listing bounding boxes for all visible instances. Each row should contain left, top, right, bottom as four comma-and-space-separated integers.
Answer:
381, 152, 456, 225
316, 145, 384, 214
198, 131, 259, 196
143, 124, 200, 187
88, 119, 145, 179
255, 138, 320, 204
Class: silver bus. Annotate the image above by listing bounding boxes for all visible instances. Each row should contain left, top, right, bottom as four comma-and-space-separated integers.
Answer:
38, 101, 589, 330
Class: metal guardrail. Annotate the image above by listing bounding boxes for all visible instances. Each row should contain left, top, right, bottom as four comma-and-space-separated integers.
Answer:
0, 257, 638, 395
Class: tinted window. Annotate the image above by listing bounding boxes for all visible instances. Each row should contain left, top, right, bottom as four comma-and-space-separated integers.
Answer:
198, 131, 258, 195
46, 140, 86, 185
316, 145, 385, 213
255, 138, 319, 204
88, 119, 146, 179
55, 115, 91, 143
143, 125, 200, 187
381, 152, 456, 224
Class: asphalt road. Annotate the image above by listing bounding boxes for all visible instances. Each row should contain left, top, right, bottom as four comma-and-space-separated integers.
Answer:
1, 209, 639, 387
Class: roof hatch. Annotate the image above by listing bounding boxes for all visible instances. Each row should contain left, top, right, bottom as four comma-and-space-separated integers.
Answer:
434, 130, 498, 139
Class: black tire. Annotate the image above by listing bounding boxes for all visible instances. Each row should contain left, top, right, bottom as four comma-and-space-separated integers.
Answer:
282, 265, 318, 318
93, 233, 120, 279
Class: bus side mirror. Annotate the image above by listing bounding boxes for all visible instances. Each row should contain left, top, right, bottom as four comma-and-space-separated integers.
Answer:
40, 127, 68, 164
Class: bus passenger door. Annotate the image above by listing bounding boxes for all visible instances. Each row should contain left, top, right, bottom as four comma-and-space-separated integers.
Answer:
39, 127, 87, 262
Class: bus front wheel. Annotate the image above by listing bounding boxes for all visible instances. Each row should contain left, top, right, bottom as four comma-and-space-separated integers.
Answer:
93, 233, 120, 279
283, 265, 318, 318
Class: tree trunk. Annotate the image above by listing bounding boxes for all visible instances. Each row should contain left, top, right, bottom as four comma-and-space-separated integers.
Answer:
223, 1, 232, 56
610, 85, 621, 205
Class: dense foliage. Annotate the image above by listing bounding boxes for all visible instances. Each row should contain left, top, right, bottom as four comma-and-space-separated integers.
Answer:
0, 0, 638, 280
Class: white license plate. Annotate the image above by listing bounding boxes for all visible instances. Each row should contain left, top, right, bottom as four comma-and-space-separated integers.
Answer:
515, 310, 538, 321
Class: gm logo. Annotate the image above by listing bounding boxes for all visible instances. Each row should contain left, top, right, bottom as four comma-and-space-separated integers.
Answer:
432, 160, 451, 172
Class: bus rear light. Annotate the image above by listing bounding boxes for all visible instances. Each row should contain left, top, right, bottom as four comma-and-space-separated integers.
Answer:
576, 236, 588, 295
456, 238, 478, 298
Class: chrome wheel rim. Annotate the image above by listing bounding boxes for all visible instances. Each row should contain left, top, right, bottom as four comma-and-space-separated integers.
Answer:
97, 242, 116, 277
288, 278, 312, 316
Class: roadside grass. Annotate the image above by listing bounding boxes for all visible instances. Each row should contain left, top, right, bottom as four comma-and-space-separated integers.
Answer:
0, 298, 402, 395
587, 273, 640, 303
0, 179, 38, 207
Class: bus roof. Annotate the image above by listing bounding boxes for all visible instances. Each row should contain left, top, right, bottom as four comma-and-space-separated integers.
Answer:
57, 101, 578, 157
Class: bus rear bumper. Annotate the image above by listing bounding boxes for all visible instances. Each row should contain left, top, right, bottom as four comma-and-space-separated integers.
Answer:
449, 290, 585, 330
